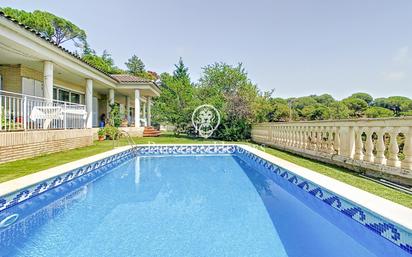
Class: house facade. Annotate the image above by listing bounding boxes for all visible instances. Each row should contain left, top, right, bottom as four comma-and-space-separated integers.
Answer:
0, 12, 161, 163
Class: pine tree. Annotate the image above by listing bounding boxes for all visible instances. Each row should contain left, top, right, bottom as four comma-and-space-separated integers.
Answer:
125, 55, 145, 75
173, 57, 189, 81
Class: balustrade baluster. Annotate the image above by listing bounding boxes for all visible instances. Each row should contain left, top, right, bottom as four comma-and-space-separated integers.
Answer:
364, 129, 374, 163
313, 128, 320, 151
287, 127, 292, 146
301, 129, 306, 149
402, 128, 412, 170
374, 129, 386, 165
298, 130, 304, 148
354, 129, 364, 160
328, 128, 334, 154
334, 128, 340, 154
310, 129, 316, 150
387, 130, 401, 167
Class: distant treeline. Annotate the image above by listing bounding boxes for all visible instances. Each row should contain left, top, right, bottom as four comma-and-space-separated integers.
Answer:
256, 93, 412, 122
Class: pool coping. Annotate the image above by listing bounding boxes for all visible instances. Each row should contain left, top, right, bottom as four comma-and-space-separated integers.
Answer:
0, 146, 133, 198
0, 143, 411, 232
238, 144, 412, 232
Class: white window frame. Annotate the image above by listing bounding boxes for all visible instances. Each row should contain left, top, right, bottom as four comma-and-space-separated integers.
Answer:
53, 85, 85, 104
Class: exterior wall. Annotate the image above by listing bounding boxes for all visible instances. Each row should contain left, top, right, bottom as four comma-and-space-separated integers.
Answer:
0, 129, 93, 163
20, 66, 85, 93
0, 65, 85, 94
0, 65, 22, 93
252, 118, 412, 186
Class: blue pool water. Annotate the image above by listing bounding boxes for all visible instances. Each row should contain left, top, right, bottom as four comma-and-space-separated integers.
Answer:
0, 154, 409, 257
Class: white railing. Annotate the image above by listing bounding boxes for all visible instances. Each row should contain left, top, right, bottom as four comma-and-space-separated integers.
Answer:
0, 90, 87, 131
252, 117, 412, 172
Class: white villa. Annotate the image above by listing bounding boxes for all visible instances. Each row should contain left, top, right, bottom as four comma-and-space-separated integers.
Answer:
0, 12, 161, 162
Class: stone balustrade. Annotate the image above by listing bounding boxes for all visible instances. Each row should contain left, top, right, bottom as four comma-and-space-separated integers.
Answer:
251, 117, 412, 185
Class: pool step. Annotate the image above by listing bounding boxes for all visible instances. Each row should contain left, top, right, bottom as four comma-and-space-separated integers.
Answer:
143, 126, 161, 137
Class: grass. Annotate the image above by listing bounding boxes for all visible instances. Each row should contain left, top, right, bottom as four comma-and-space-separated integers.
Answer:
0, 134, 411, 208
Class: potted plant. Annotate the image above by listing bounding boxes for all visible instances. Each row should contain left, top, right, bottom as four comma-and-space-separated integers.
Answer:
97, 128, 106, 141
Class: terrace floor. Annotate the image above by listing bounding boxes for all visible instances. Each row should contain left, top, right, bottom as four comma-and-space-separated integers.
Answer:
0, 134, 411, 208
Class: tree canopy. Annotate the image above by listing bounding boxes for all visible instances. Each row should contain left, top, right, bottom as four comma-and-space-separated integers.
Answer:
125, 55, 145, 75
350, 92, 373, 105
1, 7, 87, 48
81, 45, 123, 74
342, 97, 368, 117
373, 96, 412, 116
365, 107, 393, 118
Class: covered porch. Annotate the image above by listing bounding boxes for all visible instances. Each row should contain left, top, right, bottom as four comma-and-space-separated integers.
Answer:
0, 15, 160, 132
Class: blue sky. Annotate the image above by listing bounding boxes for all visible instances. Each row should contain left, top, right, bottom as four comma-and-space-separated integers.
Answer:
2, 0, 412, 99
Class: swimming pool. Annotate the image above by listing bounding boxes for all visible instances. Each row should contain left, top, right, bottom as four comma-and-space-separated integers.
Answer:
0, 145, 411, 257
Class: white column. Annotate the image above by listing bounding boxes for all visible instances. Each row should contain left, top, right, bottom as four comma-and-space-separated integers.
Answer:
143, 102, 146, 122
147, 96, 151, 127
134, 89, 141, 128
85, 79, 93, 128
126, 96, 131, 123
109, 89, 115, 105
43, 61, 53, 103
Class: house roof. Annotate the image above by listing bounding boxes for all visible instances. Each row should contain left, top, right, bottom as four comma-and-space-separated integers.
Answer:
110, 74, 153, 84
0, 11, 116, 82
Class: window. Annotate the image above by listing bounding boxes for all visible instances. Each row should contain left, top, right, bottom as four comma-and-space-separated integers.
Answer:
53, 86, 84, 104
58, 89, 70, 102
70, 92, 80, 104
22, 78, 43, 97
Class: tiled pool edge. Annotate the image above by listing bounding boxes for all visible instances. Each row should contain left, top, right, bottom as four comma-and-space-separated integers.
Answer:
0, 146, 136, 211
236, 145, 412, 254
0, 143, 411, 254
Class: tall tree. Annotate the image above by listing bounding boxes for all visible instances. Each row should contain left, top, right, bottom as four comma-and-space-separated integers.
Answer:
152, 59, 195, 134
196, 63, 258, 140
125, 55, 146, 75
173, 57, 190, 81
1, 7, 87, 48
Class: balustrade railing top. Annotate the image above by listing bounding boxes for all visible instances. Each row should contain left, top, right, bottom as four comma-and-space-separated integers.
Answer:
255, 117, 412, 127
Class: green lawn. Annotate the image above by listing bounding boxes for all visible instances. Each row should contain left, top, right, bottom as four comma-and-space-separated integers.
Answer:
0, 134, 411, 208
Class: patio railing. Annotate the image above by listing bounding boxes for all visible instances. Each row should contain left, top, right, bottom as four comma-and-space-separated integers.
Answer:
252, 118, 412, 174
0, 90, 87, 131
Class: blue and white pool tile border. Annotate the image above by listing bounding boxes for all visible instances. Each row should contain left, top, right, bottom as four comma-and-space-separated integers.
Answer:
236, 145, 412, 254
0, 144, 411, 254
137, 144, 237, 155
0, 146, 137, 211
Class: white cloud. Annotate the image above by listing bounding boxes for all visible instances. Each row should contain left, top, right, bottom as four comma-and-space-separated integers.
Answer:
392, 46, 409, 64
383, 71, 406, 81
